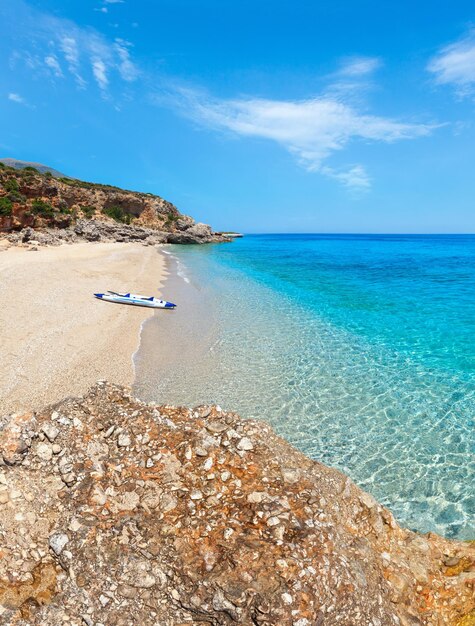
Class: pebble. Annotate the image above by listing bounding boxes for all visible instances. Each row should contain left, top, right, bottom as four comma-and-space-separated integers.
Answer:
237, 437, 254, 451
41, 423, 60, 442
206, 421, 228, 434
247, 491, 266, 504
36, 443, 53, 462
49, 532, 69, 556
117, 432, 131, 447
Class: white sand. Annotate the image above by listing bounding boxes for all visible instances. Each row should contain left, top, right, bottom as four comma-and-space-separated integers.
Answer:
0, 242, 167, 414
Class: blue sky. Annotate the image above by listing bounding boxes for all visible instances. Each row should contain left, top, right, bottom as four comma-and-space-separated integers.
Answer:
1, 0, 474, 233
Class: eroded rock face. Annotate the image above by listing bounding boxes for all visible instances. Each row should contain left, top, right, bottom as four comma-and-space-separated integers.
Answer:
0, 168, 230, 244
0, 384, 473, 625
5, 219, 228, 247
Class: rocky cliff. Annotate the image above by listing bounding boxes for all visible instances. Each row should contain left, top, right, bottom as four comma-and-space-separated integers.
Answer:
0, 383, 473, 625
0, 162, 227, 244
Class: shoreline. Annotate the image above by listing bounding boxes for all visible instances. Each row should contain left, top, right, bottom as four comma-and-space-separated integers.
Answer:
0, 241, 166, 415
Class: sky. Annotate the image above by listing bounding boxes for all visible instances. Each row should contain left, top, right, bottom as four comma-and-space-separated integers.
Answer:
0, 0, 475, 233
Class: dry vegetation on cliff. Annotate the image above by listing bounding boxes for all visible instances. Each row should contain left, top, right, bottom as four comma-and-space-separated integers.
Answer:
0, 383, 473, 625
0, 163, 227, 244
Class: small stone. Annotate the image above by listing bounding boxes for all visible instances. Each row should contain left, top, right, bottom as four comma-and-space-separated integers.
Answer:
118, 432, 131, 447
134, 572, 156, 589
104, 425, 115, 438
247, 491, 265, 504
206, 421, 228, 434
190, 490, 203, 500
52, 444, 62, 454
282, 592, 293, 604
203, 457, 213, 471
0, 492, 9, 504
195, 446, 208, 457
267, 516, 280, 527
36, 443, 53, 462
69, 518, 82, 532
49, 532, 69, 556
41, 423, 60, 442
237, 437, 254, 451
118, 584, 137, 599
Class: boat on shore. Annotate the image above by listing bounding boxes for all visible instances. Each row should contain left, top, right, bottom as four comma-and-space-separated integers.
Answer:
94, 291, 176, 309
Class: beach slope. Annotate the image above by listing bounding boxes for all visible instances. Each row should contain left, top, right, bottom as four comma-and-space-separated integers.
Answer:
0, 242, 166, 414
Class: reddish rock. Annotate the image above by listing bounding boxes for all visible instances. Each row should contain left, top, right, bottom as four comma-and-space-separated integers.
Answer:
0, 383, 473, 625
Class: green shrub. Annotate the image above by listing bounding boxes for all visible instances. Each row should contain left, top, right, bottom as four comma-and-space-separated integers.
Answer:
31, 198, 54, 216
8, 191, 26, 203
4, 178, 19, 193
22, 166, 39, 173
0, 162, 5, 169
44, 171, 52, 178
0, 197, 13, 216
102, 205, 131, 224
80, 205, 96, 218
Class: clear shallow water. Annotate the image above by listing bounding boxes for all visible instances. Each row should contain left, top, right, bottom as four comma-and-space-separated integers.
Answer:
135, 235, 475, 539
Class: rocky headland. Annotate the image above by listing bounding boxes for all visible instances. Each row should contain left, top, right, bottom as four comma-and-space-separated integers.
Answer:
0, 383, 473, 626
0, 162, 228, 245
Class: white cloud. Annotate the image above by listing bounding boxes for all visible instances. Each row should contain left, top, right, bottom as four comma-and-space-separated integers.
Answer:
7, 1, 138, 95
94, 7, 108, 13
44, 54, 63, 77
169, 87, 435, 189
92, 59, 108, 90
321, 165, 371, 189
428, 31, 475, 97
8, 92, 26, 104
337, 56, 382, 77
115, 39, 139, 81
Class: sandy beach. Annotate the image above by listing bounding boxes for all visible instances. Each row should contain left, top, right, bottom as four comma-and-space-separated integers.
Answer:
0, 242, 166, 414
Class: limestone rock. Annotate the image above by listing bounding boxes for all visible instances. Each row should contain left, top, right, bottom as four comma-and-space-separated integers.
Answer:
0, 383, 473, 625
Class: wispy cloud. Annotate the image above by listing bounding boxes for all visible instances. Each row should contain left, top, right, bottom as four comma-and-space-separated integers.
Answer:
92, 59, 108, 90
428, 30, 475, 97
44, 54, 63, 77
165, 86, 435, 189
6, 0, 138, 95
337, 56, 382, 78
8, 92, 27, 104
115, 39, 139, 81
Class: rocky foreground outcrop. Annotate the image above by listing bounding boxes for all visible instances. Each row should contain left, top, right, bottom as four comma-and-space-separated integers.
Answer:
0, 384, 473, 625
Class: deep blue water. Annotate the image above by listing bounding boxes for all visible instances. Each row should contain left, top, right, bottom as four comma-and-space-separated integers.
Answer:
136, 234, 475, 538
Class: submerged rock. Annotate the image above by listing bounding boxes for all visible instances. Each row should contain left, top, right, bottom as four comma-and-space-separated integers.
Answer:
0, 383, 473, 625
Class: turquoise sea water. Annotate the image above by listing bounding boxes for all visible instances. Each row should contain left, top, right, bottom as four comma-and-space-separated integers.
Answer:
135, 234, 475, 539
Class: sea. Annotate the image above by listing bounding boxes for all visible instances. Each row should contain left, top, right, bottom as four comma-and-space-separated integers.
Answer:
134, 234, 475, 539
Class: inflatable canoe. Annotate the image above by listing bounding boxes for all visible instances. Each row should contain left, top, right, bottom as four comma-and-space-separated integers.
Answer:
94, 291, 176, 309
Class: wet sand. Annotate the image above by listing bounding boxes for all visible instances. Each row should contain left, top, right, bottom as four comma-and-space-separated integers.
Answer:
0, 242, 167, 414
